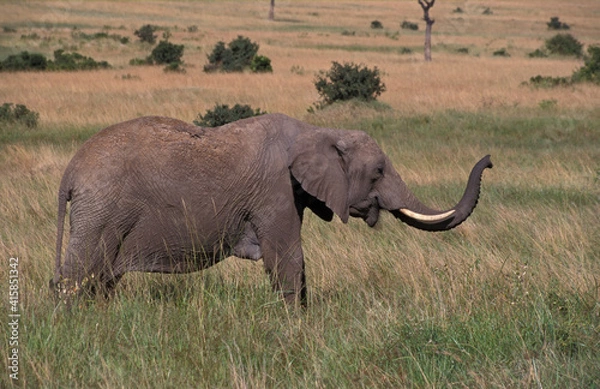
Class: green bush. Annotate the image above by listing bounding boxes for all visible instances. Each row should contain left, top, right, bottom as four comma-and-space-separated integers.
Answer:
572, 46, 600, 84
545, 33, 583, 57
493, 48, 510, 57
370, 20, 383, 29
0, 51, 48, 71
204, 36, 259, 73
134, 24, 157, 44
547, 17, 570, 30
250, 55, 272, 73
193, 103, 266, 127
71, 29, 129, 44
0, 50, 110, 71
148, 40, 184, 65
314, 62, 386, 109
527, 75, 571, 88
528, 48, 548, 58
48, 49, 111, 71
401, 21, 418, 31
0, 103, 39, 128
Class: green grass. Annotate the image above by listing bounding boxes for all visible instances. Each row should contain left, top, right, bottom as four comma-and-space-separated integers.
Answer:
1, 108, 599, 387
0, 123, 100, 145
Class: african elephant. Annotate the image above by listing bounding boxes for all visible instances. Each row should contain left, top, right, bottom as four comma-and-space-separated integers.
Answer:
51, 114, 492, 305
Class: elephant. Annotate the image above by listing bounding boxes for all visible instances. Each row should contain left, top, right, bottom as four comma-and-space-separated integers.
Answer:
51, 114, 492, 305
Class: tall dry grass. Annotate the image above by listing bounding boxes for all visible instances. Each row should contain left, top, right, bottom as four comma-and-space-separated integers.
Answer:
1, 0, 599, 126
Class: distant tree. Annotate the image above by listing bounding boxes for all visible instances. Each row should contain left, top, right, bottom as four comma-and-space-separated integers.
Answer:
418, 0, 436, 61
268, 0, 275, 20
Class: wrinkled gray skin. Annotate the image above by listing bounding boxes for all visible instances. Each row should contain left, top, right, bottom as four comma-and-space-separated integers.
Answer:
52, 114, 492, 305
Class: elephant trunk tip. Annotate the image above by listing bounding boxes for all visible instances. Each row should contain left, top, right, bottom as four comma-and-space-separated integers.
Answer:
482, 154, 493, 169
393, 154, 492, 232
445, 154, 493, 229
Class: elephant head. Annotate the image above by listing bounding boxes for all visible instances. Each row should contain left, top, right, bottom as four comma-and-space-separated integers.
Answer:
288, 125, 492, 231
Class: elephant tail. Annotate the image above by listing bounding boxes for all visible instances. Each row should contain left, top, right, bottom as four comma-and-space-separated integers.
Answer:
53, 183, 71, 286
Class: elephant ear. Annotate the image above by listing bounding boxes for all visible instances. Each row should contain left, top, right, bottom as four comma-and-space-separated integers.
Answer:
289, 133, 350, 223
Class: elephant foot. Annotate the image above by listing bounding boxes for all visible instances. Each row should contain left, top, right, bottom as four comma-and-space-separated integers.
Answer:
49, 274, 112, 309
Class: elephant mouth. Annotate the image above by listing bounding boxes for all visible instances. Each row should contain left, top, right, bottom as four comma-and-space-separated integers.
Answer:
349, 199, 380, 227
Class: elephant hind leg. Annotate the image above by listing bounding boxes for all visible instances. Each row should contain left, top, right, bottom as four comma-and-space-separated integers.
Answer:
55, 226, 123, 303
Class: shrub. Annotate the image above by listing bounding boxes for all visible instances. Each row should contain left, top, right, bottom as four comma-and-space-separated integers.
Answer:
547, 17, 570, 30
71, 30, 129, 44
204, 36, 262, 73
48, 49, 110, 71
250, 55, 272, 73
0, 50, 110, 71
572, 46, 600, 84
129, 57, 150, 66
0, 51, 48, 71
527, 75, 571, 88
401, 21, 418, 31
134, 24, 157, 44
148, 40, 184, 65
528, 48, 548, 58
193, 103, 266, 127
545, 33, 583, 57
493, 48, 510, 57
0, 103, 39, 128
370, 20, 383, 29
314, 62, 386, 109
20, 33, 40, 40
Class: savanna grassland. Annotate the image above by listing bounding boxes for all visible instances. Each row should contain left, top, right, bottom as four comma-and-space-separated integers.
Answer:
1, 1, 599, 387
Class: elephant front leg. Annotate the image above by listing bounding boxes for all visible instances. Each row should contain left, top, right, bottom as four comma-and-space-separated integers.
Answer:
260, 235, 306, 306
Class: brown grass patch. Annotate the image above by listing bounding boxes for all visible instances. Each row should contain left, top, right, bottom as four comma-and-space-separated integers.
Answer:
1, 0, 598, 126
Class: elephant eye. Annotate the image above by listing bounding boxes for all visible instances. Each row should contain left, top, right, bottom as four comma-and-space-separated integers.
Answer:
372, 166, 384, 182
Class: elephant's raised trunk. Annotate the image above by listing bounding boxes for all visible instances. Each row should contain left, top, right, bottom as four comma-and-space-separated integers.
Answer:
386, 155, 492, 231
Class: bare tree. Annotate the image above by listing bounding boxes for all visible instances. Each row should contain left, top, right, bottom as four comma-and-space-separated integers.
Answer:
268, 0, 275, 20
418, 0, 436, 61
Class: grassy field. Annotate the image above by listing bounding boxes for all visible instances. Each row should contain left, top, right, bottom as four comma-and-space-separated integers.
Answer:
1, 1, 599, 387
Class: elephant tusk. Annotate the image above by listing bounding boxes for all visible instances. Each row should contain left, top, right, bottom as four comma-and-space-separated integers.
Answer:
398, 208, 455, 222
